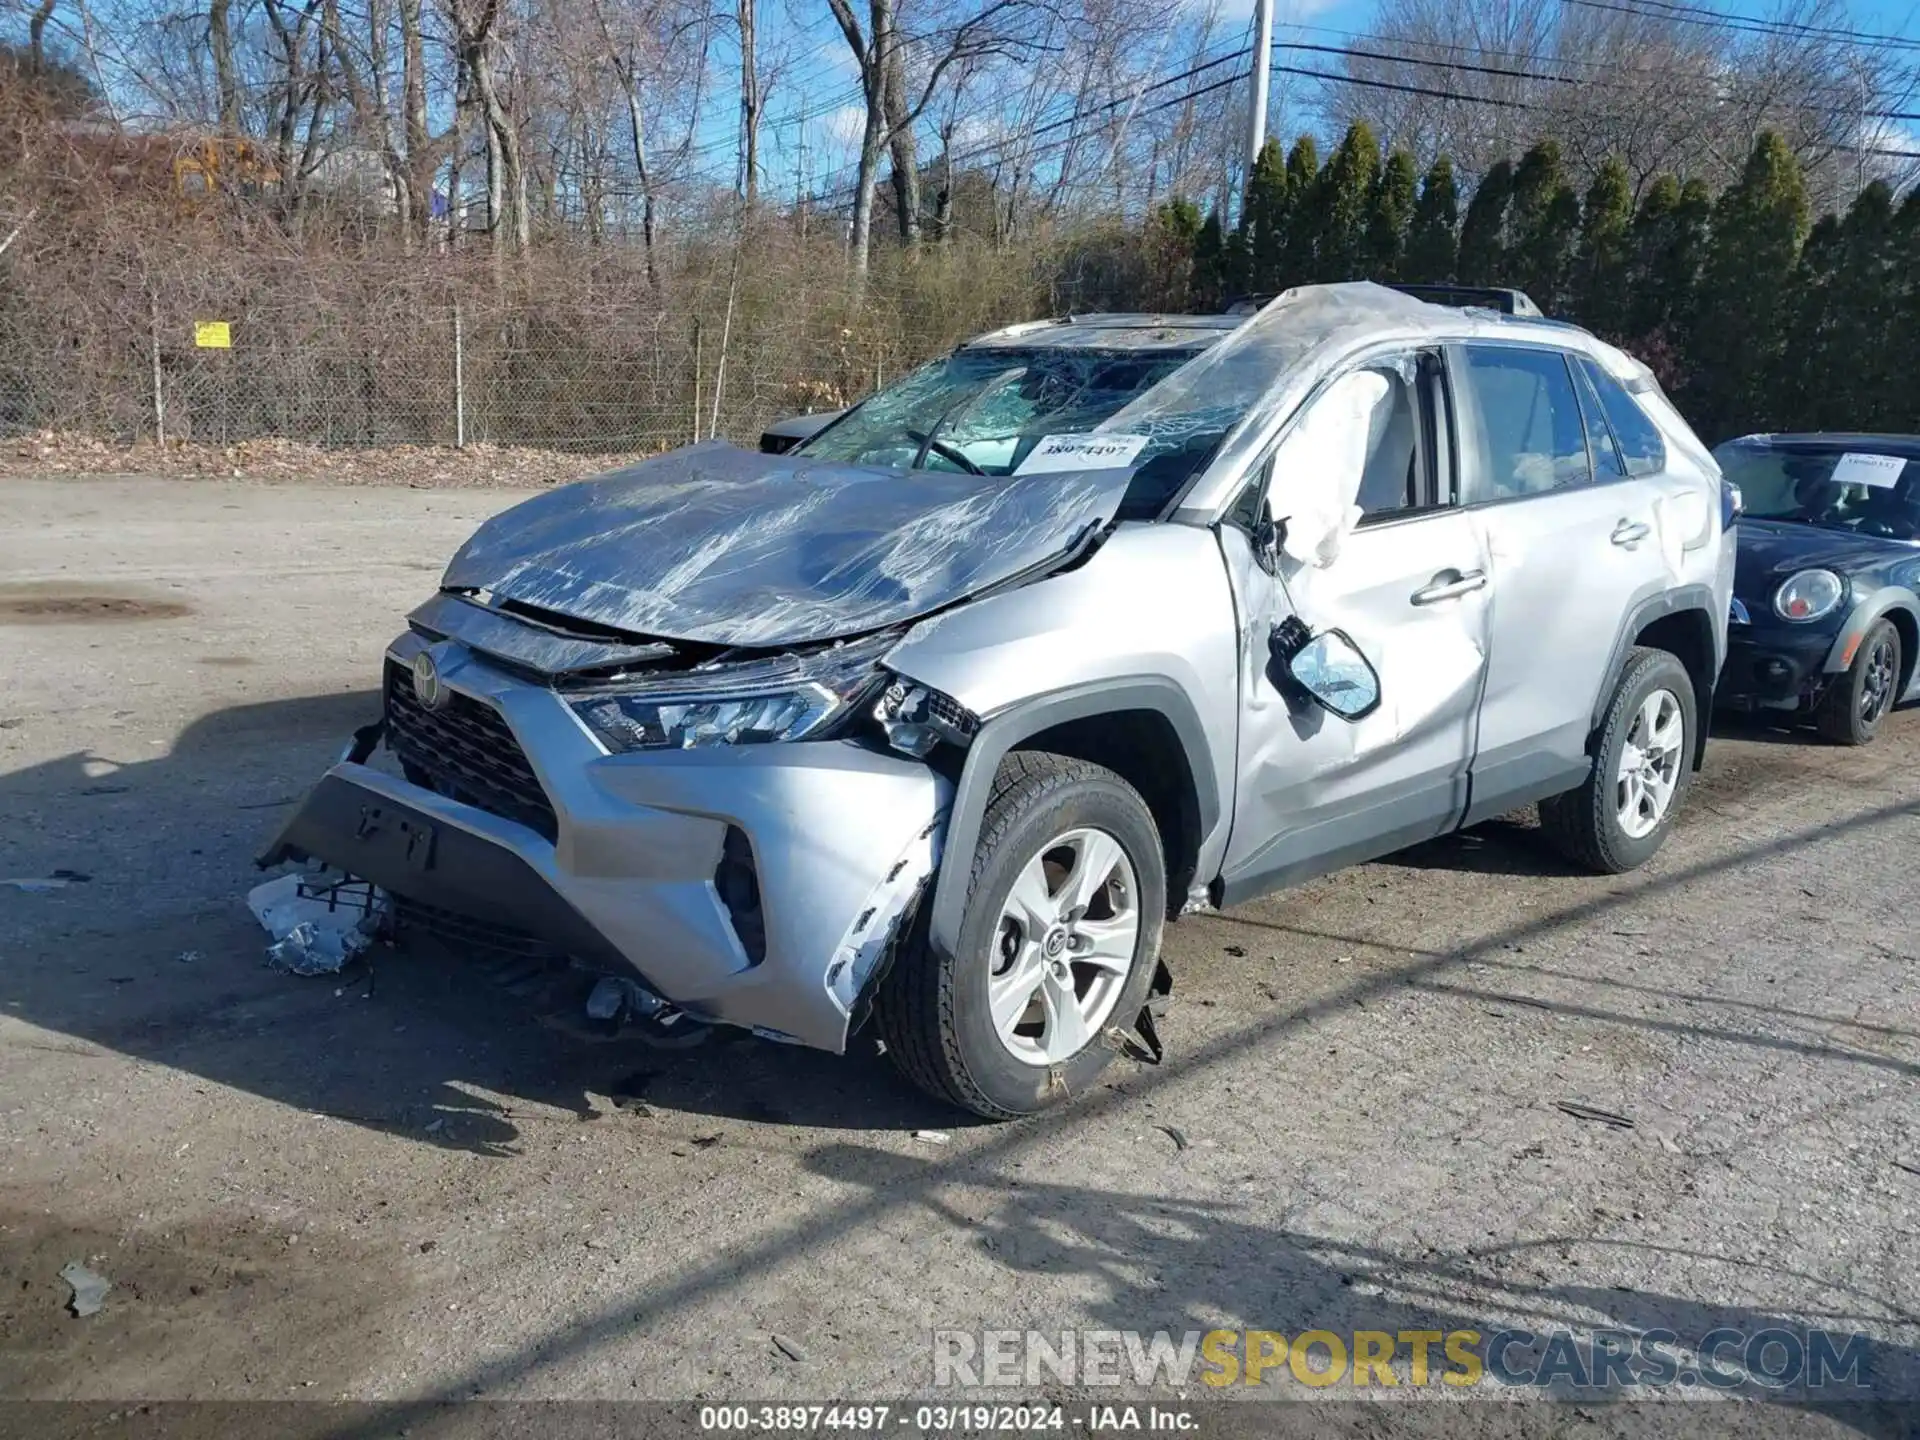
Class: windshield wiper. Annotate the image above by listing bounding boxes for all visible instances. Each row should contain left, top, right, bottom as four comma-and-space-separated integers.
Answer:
909, 366, 1026, 474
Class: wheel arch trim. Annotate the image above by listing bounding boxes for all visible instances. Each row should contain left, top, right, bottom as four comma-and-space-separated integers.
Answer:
926, 677, 1220, 961
1592, 584, 1720, 769
1822, 587, 1919, 684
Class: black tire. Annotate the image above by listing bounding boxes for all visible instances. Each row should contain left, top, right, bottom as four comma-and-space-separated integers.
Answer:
1539, 646, 1698, 875
874, 751, 1167, 1120
1815, 618, 1900, 746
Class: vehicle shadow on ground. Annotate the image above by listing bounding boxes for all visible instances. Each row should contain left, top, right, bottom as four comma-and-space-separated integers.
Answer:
1378, 814, 1589, 878
0, 692, 967, 1161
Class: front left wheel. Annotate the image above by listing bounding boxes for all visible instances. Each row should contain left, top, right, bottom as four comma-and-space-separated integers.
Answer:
875, 751, 1166, 1120
1815, 618, 1900, 746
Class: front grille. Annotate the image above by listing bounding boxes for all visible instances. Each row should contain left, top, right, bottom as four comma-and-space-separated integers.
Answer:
392, 894, 565, 964
384, 659, 558, 841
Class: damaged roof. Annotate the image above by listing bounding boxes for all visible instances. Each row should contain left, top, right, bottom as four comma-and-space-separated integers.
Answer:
964, 313, 1244, 354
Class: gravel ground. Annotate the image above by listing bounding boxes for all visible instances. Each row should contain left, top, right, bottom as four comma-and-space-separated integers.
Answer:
1, 476, 1916, 1433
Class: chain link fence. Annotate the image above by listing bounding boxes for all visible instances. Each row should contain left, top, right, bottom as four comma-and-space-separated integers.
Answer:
0, 236, 1084, 459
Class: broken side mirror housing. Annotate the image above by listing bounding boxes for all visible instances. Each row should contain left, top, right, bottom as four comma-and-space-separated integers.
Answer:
1285, 629, 1382, 721
759, 410, 844, 454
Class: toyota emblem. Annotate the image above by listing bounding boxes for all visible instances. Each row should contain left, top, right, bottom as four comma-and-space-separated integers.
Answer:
412, 650, 448, 710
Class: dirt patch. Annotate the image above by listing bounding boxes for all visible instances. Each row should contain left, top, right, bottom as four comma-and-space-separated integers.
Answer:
0, 1200, 401, 1398
0, 586, 191, 623
2, 430, 660, 490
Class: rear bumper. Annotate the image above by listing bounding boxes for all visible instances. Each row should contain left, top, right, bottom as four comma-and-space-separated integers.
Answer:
261, 633, 949, 1053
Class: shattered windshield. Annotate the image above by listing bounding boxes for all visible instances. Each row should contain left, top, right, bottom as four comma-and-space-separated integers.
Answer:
796, 346, 1208, 484
1716, 440, 1920, 541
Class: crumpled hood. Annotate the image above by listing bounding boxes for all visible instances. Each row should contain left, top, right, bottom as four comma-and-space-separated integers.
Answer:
441, 441, 1133, 648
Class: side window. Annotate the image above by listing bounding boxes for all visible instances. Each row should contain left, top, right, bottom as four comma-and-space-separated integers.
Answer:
1352, 365, 1424, 522
1579, 358, 1667, 477
1571, 360, 1627, 481
1458, 345, 1592, 502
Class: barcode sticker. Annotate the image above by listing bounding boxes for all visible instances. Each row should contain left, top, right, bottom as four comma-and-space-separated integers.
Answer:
1014, 433, 1150, 475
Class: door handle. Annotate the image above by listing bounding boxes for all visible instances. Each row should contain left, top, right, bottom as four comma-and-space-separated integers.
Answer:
1410, 569, 1487, 605
1611, 519, 1652, 547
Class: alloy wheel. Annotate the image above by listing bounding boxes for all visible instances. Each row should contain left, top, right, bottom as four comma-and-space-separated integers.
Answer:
988, 827, 1138, 1065
1860, 635, 1897, 724
1616, 688, 1685, 840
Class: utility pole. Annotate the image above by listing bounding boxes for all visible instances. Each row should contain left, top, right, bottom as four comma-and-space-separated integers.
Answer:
1245, 0, 1273, 202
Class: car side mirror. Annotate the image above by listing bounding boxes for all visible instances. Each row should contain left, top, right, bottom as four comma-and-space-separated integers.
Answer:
759, 410, 843, 454
1285, 629, 1382, 721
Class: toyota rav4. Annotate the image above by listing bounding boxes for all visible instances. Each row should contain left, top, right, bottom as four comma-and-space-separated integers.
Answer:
262, 283, 1735, 1119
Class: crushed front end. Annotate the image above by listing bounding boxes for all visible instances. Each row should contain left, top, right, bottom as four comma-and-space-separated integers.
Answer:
258, 594, 952, 1052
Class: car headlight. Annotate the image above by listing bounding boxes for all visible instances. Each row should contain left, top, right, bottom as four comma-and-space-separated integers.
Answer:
1773, 569, 1844, 623
569, 633, 893, 752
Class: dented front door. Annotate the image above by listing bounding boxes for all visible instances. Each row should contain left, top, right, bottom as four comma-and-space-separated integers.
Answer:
1217, 354, 1492, 902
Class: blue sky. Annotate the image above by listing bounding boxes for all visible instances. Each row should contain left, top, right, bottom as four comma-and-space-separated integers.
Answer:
720, 0, 1920, 202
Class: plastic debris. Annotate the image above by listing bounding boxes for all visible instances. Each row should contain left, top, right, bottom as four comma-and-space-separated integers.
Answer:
771, 1333, 809, 1363
247, 872, 387, 976
1156, 1124, 1191, 1153
61, 1261, 110, 1318
912, 1129, 951, 1145
3, 869, 90, 893
1556, 1101, 1634, 1130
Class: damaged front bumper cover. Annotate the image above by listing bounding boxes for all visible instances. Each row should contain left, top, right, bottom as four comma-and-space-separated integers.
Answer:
259, 633, 950, 1053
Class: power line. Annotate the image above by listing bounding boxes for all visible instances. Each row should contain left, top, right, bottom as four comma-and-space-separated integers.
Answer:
1564, 0, 1920, 53
1306, 38, 1920, 123
1601, 0, 1920, 53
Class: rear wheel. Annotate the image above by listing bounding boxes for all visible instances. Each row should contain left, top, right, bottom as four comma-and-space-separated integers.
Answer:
1815, 618, 1900, 746
874, 751, 1166, 1120
1540, 647, 1696, 874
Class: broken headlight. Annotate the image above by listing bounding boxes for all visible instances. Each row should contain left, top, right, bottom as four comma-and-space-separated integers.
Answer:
569, 634, 893, 752
873, 677, 980, 758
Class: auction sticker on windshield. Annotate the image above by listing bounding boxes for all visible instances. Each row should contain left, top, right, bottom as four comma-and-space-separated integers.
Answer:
1830, 452, 1908, 488
1015, 433, 1150, 475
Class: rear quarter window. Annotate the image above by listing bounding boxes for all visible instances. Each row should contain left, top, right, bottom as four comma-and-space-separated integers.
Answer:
1579, 358, 1667, 478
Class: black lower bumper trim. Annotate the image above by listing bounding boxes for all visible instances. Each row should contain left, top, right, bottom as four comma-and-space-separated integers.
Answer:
257, 773, 625, 970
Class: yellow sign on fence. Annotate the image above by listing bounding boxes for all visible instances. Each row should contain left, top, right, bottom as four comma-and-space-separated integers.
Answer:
193, 321, 232, 349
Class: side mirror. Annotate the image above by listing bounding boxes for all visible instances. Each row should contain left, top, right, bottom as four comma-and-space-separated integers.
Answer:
759, 410, 844, 454
1286, 629, 1382, 721
1721, 480, 1745, 525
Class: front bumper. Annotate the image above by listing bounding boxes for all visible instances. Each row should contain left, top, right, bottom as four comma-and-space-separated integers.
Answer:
1718, 620, 1838, 708
260, 632, 949, 1053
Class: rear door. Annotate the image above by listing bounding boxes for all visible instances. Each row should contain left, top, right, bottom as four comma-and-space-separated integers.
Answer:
1451, 341, 1672, 823
1218, 350, 1494, 902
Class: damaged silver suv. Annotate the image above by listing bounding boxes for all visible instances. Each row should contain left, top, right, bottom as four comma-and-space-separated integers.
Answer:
263, 283, 1735, 1119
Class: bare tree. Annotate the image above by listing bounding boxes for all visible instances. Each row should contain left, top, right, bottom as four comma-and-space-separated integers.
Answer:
737, 0, 759, 203
445, 0, 528, 251
822, 0, 1044, 275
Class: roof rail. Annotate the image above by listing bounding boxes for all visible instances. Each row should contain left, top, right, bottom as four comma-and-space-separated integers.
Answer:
1389, 284, 1543, 316
1222, 284, 1544, 318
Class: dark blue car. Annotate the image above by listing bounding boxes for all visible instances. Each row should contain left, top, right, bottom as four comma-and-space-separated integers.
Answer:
1714, 433, 1920, 744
